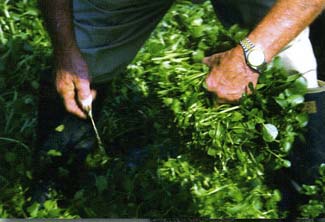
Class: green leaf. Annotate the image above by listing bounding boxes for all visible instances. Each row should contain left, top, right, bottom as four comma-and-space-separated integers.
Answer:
287, 95, 304, 106
47, 149, 62, 157
275, 93, 288, 108
291, 76, 308, 94
286, 73, 301, 82
295, 113, 309, 128
281, 159, 291, 168
262, 124, 278, 142
207, 148, 217, 157
27, 202, 40, 217
273, 190, 281, 202
256, 84, 266, 90
26, 171, 33, 180
192, 50, 204, 63
319, 163, 325, 176
231, 112, 244, 122
190, 26, 205, 38
191, 18, 203, 26
302, 185, 318, 195
44, 200, 57, 210
55, 124, 65, 132
280, 139, 292, 153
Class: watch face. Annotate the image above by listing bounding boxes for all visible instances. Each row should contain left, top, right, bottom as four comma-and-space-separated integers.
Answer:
247, 48, 265, 67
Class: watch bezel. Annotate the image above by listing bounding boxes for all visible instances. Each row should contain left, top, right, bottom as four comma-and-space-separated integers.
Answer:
247, 47, 265, 68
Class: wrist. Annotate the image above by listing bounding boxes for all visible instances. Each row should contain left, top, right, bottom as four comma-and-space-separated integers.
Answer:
54, 41, 80, 57
247, 33, 276, 63
54, 49, 89, 79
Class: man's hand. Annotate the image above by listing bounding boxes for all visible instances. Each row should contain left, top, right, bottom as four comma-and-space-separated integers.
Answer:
38, 0, 96, 118
202, 0, 325, 103
55, 51, 96, 119
203, 46, 259, 103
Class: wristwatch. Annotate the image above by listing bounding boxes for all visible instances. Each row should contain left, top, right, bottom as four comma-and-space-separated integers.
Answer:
239, 38, 266, 72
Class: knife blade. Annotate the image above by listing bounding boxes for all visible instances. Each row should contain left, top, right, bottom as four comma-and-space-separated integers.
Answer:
87, 108, 105, 154
81, 95, 106, 154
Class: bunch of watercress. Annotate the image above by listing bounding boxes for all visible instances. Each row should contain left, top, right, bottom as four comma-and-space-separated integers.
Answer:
124, 0, 308, 218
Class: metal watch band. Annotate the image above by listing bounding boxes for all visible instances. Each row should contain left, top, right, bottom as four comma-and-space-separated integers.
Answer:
239, 38, 255, 53
239, 37, 266, 73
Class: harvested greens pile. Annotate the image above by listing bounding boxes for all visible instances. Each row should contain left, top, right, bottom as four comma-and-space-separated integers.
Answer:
1, 0, 325, 218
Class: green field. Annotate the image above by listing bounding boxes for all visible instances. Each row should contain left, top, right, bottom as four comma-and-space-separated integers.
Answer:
0, 0, 324, 218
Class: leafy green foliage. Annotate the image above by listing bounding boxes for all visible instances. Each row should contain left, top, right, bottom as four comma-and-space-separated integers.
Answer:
120, 1, 308, 217
299, 164, 325, 218
81, 0, 308, 218
0, 0, 321, 219
0, 0, 75, 218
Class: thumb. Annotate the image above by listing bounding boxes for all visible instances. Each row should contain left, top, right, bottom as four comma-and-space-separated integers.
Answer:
79, 89, 97, 112
75, 78, 93, 111
91, 89, 97, 101
202, 53, 223, 67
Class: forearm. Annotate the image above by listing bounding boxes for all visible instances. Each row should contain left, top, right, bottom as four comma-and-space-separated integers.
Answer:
248, 0, 325, 62
38, 0, 79, 56
38, 0, 93, 119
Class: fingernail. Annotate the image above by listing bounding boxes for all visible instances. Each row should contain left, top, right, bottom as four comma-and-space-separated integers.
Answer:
80, 95, 93, 111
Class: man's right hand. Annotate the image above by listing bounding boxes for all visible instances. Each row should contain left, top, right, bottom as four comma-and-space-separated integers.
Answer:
38, 0, 96, 118
55, 50, 96, 119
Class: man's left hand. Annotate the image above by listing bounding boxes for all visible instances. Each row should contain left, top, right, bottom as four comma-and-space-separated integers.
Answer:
203, 46, 259, 103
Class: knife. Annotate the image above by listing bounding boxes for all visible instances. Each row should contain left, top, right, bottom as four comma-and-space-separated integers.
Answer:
81, 96, 106, 154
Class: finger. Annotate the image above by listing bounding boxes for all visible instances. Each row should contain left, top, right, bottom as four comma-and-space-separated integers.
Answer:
205, 73, 217, 91
75, 78, 92, 101
91, 89, 97, 101
217, 95, 240, 104
205, 77, 242, 103
62, 90, 87, 119
74, 78, 93, 111
216, 98, 228, 104
202, 56, 212, 66
202, 53, 223, 67
56, 75, 75, 96
81, 89, 97, 108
